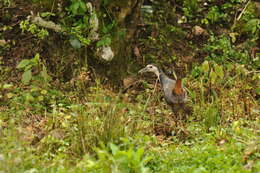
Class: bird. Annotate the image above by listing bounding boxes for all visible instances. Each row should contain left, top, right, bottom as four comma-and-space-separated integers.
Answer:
138, 64, 190, 119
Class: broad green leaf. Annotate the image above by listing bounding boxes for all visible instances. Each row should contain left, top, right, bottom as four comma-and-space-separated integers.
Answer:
22, 70, 32, 85
109, 143, 119, 155
40, 12, 55, 18
96, 37, 111, 47
3, 83, 13, 89
201, 60, 209, 73
135, 147, 144, 162
214, 64, 224, 79
79, 37, 90, 46
25, 93, 34, 102
244, 19, 260, 34
78, 1, 87, 14
83, 15, 89, 24
32, 53, 40, 64
70, 2, 80, 15
17, 59, 30, 69
209, 70, 217, 84
256, 88, 260, 95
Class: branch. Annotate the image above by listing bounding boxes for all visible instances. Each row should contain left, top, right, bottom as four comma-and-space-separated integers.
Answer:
29, 16, 63, 33
27, 2, 115, 61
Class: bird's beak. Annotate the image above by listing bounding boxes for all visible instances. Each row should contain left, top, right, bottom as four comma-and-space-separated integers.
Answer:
138, 67, 148, 74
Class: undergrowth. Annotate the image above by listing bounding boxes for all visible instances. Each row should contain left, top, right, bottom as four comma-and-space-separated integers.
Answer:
0, 61, 259, 172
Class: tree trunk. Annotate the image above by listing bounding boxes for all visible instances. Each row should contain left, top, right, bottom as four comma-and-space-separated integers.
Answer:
89, 0, 144, 83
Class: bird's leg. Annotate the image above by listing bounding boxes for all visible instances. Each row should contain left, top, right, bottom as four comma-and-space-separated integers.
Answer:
171, 106, 180, 121
171, 103, 189, 121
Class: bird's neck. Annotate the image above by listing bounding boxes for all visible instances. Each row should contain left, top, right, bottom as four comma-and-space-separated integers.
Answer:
155, 70, 160, 78
158, 70, 168, 85
155, 68, 169, 87
156, 68, 164, 77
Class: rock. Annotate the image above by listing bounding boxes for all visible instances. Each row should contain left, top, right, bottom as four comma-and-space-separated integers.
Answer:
192, 26, 208, 36
0, 40, 7, 46
97, 46, 114, 61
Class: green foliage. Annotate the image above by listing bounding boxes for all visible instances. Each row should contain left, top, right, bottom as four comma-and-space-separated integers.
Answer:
199, 60, 224, 85
0, 0, 11, 7
243, 19, 260, 35
68, 0, 87, 16
40, 12, 55, 19
76, 141, 150, 172
203, 35, 252, 66
204, 6, 227, 24
96, 36, 111, 47
16, 53, 51, 85
64, 0, 92, 48
182, 0, 199, 19
232, 2, 260, 38
16, 53, 40, 85
96, 14, 116, 47
20, 20, 49, 39
202, 103, 221, 128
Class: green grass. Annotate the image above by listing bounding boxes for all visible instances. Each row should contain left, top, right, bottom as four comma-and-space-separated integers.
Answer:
0, 58, 259, 173
0, 75, 259, 173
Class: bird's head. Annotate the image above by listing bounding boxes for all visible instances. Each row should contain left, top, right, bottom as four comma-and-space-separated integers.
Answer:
138, 64, 160, 77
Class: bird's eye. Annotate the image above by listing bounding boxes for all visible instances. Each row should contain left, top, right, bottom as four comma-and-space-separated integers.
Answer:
149, 66, 152, 68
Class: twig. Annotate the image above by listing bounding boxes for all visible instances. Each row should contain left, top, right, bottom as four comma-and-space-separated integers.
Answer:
246, 70, 260, 74
232, 0, 251, 30
236, 0, 251, 21
123, 79, 144, 92
153, 77, 159, 95
51, 0, 56, 13
143, 78, 159, 112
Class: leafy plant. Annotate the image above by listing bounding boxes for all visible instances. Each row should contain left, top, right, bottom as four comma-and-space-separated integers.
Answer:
205, 6, 227, 24
75, 141, 151, 172
1, 0, 11, 7
65, 0, 92, 48
243, 19, 260, 36
20, 20, 49, 39
203, 35, 252, 66
200, 60, 224, 85
16, 53, 51, 85
182, 0, 199, 19
202, 103, 221, 129
68, 0, 87, 16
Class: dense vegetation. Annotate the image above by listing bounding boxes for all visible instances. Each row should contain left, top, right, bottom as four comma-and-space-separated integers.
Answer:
0, 0, 259, 172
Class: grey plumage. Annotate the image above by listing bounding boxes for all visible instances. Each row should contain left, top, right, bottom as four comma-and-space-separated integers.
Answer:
139, 64, 190, 118
158, 71, 187, 105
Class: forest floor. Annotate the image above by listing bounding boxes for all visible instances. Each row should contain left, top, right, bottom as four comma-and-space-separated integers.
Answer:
0, 77, 259, 172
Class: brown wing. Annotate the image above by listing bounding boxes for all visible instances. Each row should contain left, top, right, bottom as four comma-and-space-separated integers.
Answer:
173, 78, 184, 95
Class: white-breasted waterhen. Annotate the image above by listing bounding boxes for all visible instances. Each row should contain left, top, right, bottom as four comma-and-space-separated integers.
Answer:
139, 64, 190, 118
